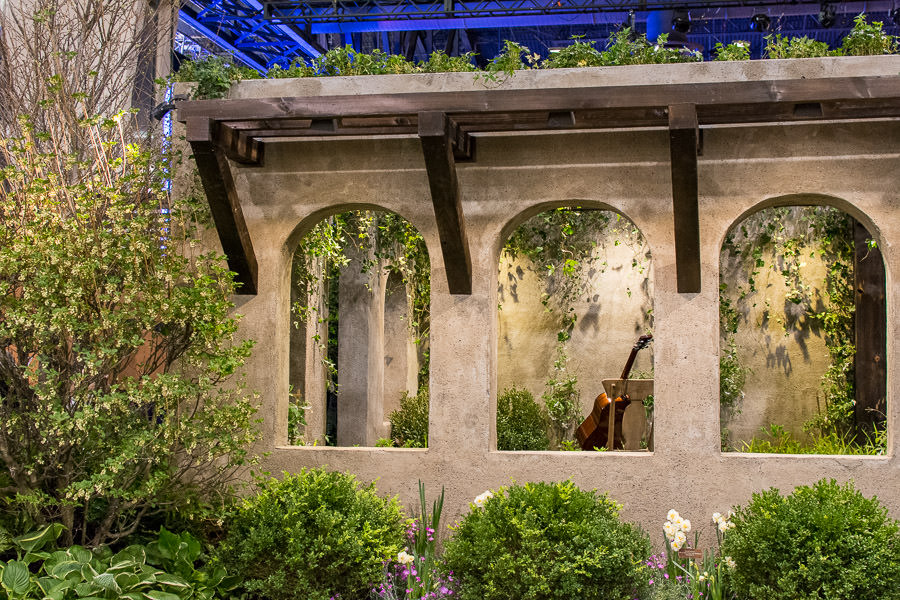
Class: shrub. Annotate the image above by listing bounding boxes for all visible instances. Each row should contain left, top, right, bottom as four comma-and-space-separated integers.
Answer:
215, 469, 406, 600
442, 481, 651, 600
764, 34, 833, 58
722, 479, 900, 600
389, 389, 430, 447
496, 387, 550, 450
0, 2, 258, 547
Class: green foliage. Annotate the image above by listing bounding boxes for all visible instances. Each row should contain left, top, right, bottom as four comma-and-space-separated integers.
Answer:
420, 50, 478, 73
215, 469, 406, 600
389, 390, 430, 448
0, 111, 258, 545
286, 388, 309, 445
541, 348, 581, 446
736, 423, 885, 455
442, 481, 651, 600
841, 14, 898, 56
723, 479, 900, 600
764, 34, 834, 58
292, 211, 431, 404
542, 37, 604, 69
601, 30, 702, 65
719, 206, 869, 451
476, 40, 539, 84
714, 40, 751, 61
496, 387, 550, 451
0, 525, 236, 599
174, 55, 261, 98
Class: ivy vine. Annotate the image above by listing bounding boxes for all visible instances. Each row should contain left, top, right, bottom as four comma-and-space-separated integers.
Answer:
502, 208, 651, 447
719, 206, 877, 452
289, 210, 430, 443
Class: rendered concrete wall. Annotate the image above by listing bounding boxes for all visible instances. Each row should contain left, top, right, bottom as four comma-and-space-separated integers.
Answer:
182, 55, 900, 542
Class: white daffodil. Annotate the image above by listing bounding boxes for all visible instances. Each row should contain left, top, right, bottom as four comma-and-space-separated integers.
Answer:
681, 518, 691, 533
397, 550, 415, 565
663, 521, 677, 540
674, 530, 687, 546
724, 556, 737, 569
712, 512, 723, 524
667, 509, 680, 522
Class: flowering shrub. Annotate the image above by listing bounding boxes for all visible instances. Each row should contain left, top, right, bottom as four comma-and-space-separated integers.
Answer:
442, 481, 651, 600
215, 469, 406, 600
722, 479, 900, 600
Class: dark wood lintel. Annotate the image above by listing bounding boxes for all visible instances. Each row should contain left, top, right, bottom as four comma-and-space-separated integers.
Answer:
668, 103, 701, 294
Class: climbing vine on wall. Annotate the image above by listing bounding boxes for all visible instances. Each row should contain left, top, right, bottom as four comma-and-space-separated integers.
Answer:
502, 208, 652, 446
719, 206, 869, 450
290, 210, 431, 441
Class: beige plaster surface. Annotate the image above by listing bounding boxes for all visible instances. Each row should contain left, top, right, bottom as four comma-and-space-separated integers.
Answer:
178, 56, 900, 544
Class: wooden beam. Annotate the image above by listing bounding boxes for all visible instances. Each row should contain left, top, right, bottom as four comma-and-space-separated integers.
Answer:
176, 76, 900, 124
668, 104, 701, 294
188, 118, 259, 295
418, 111, 472, 295
854, 220, 887, 434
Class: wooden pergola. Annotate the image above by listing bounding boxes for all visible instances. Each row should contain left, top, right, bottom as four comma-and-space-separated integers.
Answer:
177, 74, 898, 426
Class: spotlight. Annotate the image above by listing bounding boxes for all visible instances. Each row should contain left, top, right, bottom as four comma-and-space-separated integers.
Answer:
891, 7, 900, 27
750, 13, 771, 32
672, 13, 691, 34
819, 3, 836, 28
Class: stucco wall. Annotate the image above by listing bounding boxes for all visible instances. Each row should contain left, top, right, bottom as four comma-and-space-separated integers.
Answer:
178, 55, 900, 543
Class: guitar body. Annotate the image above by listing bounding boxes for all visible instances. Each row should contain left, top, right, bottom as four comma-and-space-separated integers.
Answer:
575, 392, 631, 450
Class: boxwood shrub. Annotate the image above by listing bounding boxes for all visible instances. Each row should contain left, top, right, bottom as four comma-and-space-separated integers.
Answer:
496, 386, 550, 451
442, 480, 651, 600
215, 469, 406, 600
722, 478, 900, 600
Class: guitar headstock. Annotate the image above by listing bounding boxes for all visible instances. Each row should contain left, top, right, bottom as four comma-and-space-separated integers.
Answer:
633, 334, 653, 350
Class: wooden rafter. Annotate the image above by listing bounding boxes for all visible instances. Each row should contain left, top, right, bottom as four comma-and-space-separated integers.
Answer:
187, 118, 259, 295
668, 103, 701, 294
418, 111, 473, 295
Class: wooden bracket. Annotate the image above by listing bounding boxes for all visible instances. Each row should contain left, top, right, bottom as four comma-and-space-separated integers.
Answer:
418, 111, 473, 295
668, 104, 701, 294
187, 118, 259, 294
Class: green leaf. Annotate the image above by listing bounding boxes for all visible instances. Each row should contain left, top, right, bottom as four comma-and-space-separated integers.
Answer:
144, 591, 182, 600
92, 571, 122, 594
154, 573, 190, 588
13, 523, 65, 553
1, 560, 33, 595
49, 560, 83, 579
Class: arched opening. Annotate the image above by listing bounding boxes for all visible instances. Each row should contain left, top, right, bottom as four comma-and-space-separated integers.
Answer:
496, 206, 654, 451
719, 204, 886, 454
288, 209, 430, 447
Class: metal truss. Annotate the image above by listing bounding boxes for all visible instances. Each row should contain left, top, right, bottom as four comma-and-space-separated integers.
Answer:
178, 0, 900, 68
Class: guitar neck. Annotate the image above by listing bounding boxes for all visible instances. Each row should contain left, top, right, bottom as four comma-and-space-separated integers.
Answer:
619, 334, 652, 380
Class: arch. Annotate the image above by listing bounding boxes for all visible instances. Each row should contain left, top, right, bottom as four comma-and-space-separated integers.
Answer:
718, 197, 887, 455
495, 202, 655, 452
286, 207, 432, 447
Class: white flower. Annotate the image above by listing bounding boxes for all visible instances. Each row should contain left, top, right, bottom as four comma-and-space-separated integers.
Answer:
663, 521, 677, 540
718, 519, 736, 533
712, 512, 723, 524
724, 556, 737, 569
681, 519, 691, 533
667, 509, 680, 522
397, 550, 415, 565
670, 536, 684, 551
473, 490, 494, 508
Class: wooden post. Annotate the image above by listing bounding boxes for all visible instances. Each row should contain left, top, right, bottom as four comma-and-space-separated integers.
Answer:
854, 221, 886, 434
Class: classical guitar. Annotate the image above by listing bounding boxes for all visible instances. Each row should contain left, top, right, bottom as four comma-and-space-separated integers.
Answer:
574, 334, 652, 451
